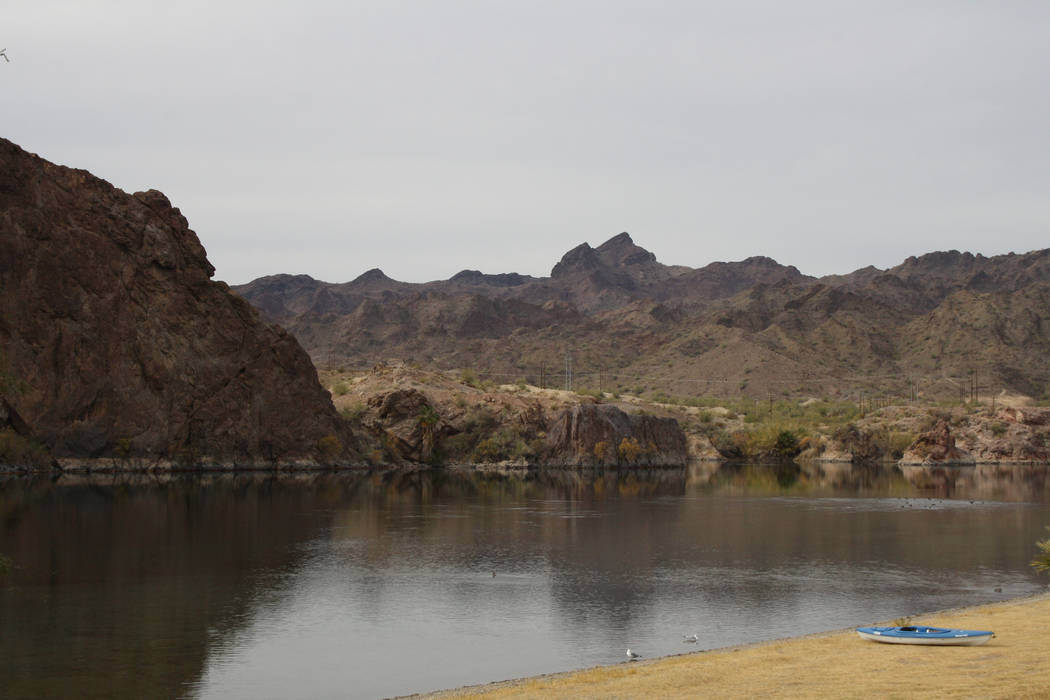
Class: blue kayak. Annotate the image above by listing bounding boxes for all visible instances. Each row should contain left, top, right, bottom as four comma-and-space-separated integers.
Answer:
857, 625, 994, 646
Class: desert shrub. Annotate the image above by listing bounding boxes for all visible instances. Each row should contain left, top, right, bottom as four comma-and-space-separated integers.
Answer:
710, 430, 744, 459
593, 440, 609, 463
443, 433, 476, 459
316, 434, 343, 461
990, 421, 1008, 437
773, 430, 800, 456
887, 431, 916, 458
0, 553, 12, 575
460, 369, 479, 388
472, 427, 523, 462
463, 406, 498, 433
618, 437, 642, 463
333, 382, 350, 396
921, 409, 952, 431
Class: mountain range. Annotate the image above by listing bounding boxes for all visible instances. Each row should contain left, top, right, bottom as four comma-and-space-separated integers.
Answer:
232, 233, 1050, 402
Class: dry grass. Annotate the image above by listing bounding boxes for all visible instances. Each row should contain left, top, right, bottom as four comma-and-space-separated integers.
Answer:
417, 594, 1050, 699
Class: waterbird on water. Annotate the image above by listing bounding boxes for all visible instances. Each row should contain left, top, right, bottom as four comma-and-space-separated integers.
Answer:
626, 648, 640, 660
683, 634, 698, 643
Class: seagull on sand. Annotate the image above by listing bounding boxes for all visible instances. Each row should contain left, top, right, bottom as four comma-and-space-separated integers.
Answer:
683, 633, 698, 643
626, 648, 640, 660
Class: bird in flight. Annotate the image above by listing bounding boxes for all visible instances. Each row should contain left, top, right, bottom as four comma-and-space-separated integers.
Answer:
0, 49, 9, 62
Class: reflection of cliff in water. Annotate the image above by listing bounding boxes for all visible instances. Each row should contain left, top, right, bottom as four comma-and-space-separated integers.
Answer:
3, 463, 1049, 697
900, 464, 1050, 501
0, 475, 341, 699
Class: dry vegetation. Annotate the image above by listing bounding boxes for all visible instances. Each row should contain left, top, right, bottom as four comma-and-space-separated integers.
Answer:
419, 594, 1050, 699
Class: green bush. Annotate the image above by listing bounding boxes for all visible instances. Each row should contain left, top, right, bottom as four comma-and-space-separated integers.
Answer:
333, 382, 350, 396
774, 430, 800, 455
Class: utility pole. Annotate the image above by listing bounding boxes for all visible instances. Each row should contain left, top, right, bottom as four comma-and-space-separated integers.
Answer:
565, 352, 572, 392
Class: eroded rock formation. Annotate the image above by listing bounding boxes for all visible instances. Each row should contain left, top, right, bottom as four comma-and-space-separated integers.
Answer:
545, 404, 688, 466
899, 420, 975, 466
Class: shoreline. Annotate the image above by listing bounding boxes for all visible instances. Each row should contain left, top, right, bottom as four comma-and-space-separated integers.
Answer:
413, 593, 1050, 699
5, 455, 1050, 475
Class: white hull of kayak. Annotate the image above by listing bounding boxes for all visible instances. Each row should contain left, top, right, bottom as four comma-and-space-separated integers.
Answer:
856, 630, 993, 646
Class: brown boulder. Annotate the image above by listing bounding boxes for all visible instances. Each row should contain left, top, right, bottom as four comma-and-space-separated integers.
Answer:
0, 139, 355, 466
899, 420, 975, 466
545, 404, 687, 466
363, 388, 449, 462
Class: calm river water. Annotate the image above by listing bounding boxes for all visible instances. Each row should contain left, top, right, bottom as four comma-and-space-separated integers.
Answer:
2, 462, 1049, 699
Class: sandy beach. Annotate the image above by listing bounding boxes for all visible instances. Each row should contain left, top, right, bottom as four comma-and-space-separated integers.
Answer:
416, 593, 1050, 699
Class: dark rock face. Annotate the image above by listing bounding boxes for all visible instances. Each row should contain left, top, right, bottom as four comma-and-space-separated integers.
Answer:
0, 139, 353, 465
545, 404, 688, 466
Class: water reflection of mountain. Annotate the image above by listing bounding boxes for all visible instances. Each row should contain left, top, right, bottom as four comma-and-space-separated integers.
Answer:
2, 465, 1048, 698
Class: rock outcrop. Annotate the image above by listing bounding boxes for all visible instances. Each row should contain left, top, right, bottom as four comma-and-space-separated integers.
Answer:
0, 139, 354, 466
545, 404, 688, 467
954, 408, 1050, 464
899, 420, 975, 466
361, 388, 453, 463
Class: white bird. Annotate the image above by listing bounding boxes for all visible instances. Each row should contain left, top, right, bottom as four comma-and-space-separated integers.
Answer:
626, 648, 640, 660
0, 49, 9, 63
683, 633, 698, 643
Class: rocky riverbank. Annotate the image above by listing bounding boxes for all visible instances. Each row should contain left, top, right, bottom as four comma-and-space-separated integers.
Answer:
324, 362, 1050, 469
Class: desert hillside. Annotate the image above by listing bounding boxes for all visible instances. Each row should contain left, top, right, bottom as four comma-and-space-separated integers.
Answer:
234, 234, 1050, 405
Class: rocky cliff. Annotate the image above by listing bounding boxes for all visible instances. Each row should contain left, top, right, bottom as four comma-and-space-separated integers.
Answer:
0, 139, 354, 467
545, 404, 688, 467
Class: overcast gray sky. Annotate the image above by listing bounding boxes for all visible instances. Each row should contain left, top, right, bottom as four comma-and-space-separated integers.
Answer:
4, 1, 1048, 284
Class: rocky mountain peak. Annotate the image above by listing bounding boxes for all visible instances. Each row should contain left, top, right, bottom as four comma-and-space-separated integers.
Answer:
595, 231, 658, 267
550, 242, 601, 278
353, 268, 392, 283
